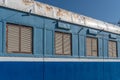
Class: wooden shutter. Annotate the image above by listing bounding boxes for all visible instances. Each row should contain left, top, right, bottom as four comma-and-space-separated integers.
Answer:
108, 41, 113, 57
7, 24, 33, 54
7, 24, 20, 53
63, 33, 71, 55
86, 37, 92, 56
55, 32, 63, 55
55, 32, 71, 55
112, 42, 117, 57
92, 38, 98, 56
86, 37, 98, 56
109, 41, 117, 57
21, 27, 32, 53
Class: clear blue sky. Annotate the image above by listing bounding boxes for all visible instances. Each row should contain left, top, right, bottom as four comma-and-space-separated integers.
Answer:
36, 0, 120, 24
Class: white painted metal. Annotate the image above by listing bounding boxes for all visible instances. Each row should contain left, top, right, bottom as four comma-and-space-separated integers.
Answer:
0, 57, 120, 62
0, 0, 120, 34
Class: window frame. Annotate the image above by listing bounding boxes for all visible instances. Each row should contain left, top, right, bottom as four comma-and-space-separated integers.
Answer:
6, 24, 33, 54
86, 36, 98, 57
54, 31, 72, 56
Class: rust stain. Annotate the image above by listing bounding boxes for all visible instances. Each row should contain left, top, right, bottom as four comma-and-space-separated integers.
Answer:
22, 0, 34, 5
74, 14, 79, 19
36, 2, 42, 7
56, 9, 72, 20
57, 9, 68, 17
65, 11, 70, 16
57, 9, 62, 16
1, 0, 120, 34
46, 6, 53, 12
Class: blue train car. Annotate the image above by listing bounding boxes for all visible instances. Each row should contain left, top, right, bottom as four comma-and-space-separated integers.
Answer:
0, 0, 120, 80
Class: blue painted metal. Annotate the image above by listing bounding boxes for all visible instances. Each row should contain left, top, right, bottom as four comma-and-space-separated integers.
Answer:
43, 18, 46, 57
103, 34, 109, 58
0, 6, 120, 58
2, 21, 6, 55
0, 22, 2, 55
79, 35, 85, 57
98, 37, 103, 58
1, 6, 120, 80
34, 28, 43, 56
43, 62, 120, 80
109, 34, 117, 39
46, 30, 53, 56
0, 62, 43, 80
0, 62, 120, 80
78, 28, 86, 57
72, 34, 79, 57
88, 29, 98, 35
44, 19, 55, 56
117, 41, 120, 57
57, 22, 71, 30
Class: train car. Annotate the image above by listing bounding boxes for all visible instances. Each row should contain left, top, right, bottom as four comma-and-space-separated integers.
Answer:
0, 0, 120, 80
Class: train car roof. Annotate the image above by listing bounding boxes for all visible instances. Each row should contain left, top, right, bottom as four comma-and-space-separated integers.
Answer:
0, 0, 120, 34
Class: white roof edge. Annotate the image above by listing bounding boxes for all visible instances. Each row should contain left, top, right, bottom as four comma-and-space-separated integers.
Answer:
0, 0, 120, 34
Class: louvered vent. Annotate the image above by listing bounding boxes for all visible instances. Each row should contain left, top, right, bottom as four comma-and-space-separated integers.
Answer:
6, 24, 32, 54
86, 38, 92, 56
55, 32, 63, 55
86, 37, 98, 56
92, 38, 97, 56
7, 25, 19, 53
63, 33, 71, 55
108, 41, 117, 57
55, 32, 71, 55
108, 41, 113, 57
21, 27, 32, 53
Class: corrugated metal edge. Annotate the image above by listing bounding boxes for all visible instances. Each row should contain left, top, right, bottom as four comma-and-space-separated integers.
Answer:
0, 0, 120, 34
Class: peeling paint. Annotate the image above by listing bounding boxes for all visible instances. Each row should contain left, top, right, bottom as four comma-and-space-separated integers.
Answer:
0, 0, 120, 34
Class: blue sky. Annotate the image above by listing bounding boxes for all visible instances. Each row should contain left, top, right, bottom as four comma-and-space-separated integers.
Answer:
36, 0, 120, 24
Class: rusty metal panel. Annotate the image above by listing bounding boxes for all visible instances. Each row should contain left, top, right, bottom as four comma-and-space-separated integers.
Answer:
35, 2, 49, 17
1, 0, 120, 34
84, 17, 97, 28
71, 14, 85, 25
55, 8, 72, 22
96, 20, 106, 30
2, 0, 35, 13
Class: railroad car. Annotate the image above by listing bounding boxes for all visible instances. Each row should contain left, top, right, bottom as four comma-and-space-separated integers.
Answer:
0, 0, 120, 80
